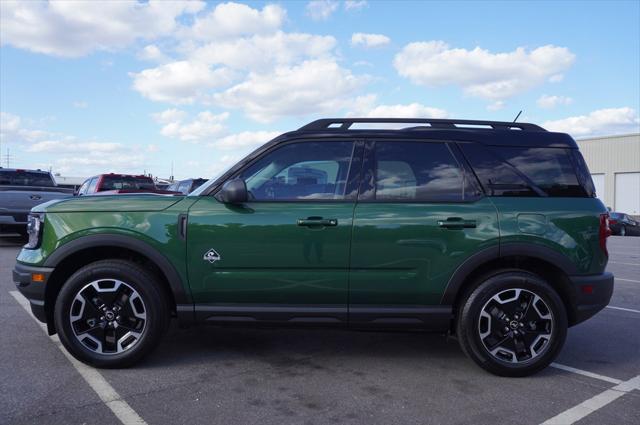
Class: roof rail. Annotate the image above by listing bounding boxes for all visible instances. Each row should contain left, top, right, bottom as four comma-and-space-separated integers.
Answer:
298, 118, 546, 132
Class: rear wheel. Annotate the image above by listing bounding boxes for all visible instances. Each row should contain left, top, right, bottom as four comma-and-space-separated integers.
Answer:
456, 270, 567, 377
54, 260, 168, 368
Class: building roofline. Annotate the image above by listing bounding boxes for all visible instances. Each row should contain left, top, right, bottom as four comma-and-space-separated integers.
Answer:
576, 132, 640, 141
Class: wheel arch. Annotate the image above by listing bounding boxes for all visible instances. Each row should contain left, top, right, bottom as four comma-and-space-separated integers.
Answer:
443, 244, 579, 328
43, 234, 190, 334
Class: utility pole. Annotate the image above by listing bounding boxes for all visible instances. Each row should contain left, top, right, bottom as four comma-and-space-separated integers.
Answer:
5, 148, 12, 168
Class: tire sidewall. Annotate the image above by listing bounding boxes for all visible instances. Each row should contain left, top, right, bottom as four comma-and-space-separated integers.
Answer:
459, 271, 568, 376
54, 261, 166, 368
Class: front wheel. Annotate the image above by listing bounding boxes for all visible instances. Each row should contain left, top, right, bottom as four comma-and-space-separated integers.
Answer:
456, 271, 567, 377
54, 260, 169, 368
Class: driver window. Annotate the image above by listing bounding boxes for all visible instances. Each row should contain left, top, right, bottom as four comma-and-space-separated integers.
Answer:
239, 141, 354, 201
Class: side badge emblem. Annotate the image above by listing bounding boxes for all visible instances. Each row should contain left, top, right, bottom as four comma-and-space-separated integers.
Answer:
203, 249, 221, 264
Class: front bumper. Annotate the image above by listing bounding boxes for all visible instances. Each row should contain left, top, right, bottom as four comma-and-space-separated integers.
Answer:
12, 263, 54, 324
568, 272, 614, 325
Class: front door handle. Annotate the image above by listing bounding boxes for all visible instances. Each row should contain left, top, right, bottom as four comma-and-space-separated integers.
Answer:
438, 217, 477, 229
297, 217, 338, 227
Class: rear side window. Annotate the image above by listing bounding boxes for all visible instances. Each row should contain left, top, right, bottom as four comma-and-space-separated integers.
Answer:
371, 142, 465, 202
0, 170, 55, 187
459, 144, 537, 197
461, 144, 589, 197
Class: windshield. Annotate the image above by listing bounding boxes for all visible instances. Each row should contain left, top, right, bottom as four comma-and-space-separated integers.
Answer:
99, 176, 156, 191
0, 170, 55, 187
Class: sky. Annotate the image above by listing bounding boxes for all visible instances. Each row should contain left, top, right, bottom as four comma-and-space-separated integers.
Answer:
1, 0, 639, 180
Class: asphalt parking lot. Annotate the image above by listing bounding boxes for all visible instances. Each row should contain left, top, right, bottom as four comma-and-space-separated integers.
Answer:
1, 236, 638, 425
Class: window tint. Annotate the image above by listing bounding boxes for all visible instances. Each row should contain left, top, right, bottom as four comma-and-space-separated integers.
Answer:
373, 142, 464, 201
0, 170, 54, 187
461, 144, 588, 197
239, 141, 354, 201
460, 143, 537, 197
100, 176, 155, 191
571, 150, 596, 197
497, 147, 586, 197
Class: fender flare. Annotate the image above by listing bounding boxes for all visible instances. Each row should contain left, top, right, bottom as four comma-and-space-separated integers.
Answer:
441, 243, 577, 305
44, 234, 191, 304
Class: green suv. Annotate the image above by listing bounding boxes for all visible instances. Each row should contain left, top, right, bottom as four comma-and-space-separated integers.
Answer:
13, 118, 614, 376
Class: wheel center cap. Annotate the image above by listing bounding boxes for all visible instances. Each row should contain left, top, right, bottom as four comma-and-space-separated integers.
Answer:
104, 311, 115, 321
509, 320, 520, 330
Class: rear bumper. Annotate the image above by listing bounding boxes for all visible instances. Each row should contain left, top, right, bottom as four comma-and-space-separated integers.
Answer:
568, 272, 614, 325
12, 263, 53, 324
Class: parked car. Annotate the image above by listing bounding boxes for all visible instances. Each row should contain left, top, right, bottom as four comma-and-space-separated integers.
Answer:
608, 212, 640, 236
167, 178, 208, 195
0, 168, 73, 235
76, 173, 180, 196
13, 118, 613, 377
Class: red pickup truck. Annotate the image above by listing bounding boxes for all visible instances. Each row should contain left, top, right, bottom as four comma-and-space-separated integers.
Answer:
76, 174, 180, 196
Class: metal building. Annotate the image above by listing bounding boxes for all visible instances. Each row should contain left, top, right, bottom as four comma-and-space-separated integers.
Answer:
575, 133, 640, 215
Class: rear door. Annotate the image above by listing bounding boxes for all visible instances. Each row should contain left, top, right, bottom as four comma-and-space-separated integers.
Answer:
349, 140, 500, 328
186, 140, 362, 324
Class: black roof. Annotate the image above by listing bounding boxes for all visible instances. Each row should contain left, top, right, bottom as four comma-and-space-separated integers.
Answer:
272, 118, 577, 148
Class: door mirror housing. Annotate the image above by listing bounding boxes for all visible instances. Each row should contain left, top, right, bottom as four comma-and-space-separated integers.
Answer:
216, 178, 248, 204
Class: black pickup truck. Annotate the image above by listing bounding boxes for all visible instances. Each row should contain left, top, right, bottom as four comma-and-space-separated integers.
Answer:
0, 168, 73, 235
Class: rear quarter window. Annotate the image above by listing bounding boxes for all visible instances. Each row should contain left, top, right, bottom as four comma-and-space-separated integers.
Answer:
460, 143, 589, 197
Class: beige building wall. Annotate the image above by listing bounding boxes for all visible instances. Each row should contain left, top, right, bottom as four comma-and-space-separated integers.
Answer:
576, 133, 640, 212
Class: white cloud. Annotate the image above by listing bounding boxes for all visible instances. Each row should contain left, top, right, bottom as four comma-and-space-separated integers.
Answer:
138, 44, 169, 63
72, 101, 88, 109
0, 0, 205, 57
537, 94, 573, 109
306, 0, 339, 20
1, 112, 147, 175
215, 59, 366, 122
183, 3, 286, 40
27, 140, 122, 153
349, 95, 448, 118
351, 33, 390, 48
487, 101, 505, 111
188, 31, 337, 71
394, 41, 575, 101
210, 131, 281, 150
0, 112, 49, 142
152, 109, 229, 142
344, 1, 368, 11
131, 61, 235, 104
543, 107, 640, 137
151, 108, 187, 125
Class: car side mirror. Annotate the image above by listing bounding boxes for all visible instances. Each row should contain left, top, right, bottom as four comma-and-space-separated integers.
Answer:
216, 178, 248, 204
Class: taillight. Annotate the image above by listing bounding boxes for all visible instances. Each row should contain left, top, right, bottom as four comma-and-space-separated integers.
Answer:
599, 213, 611, 256
609, 219, 617, 225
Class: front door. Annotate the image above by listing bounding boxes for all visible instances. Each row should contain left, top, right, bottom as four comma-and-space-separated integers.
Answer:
187, 140, 361, 324
349, 140, 500, 328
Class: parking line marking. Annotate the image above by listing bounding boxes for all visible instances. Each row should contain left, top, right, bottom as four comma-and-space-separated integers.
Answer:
608, 261, 639, 266
540, 375, 640, 425
615, 278, 640, 283
606, 305, 640, 314
550, 363, 622, 385
9, 291, 147, 425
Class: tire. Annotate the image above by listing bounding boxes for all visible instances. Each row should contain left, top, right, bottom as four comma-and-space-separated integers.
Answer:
620, 226, 626, 236
54, 259, 169, 368
456, 270, 567, 377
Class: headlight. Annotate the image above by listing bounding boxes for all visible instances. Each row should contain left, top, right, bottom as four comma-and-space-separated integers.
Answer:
25, 213, 44, 249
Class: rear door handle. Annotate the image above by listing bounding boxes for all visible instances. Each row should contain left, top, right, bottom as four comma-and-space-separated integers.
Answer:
438, 218, 477, 229
297, 217, 338, 227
